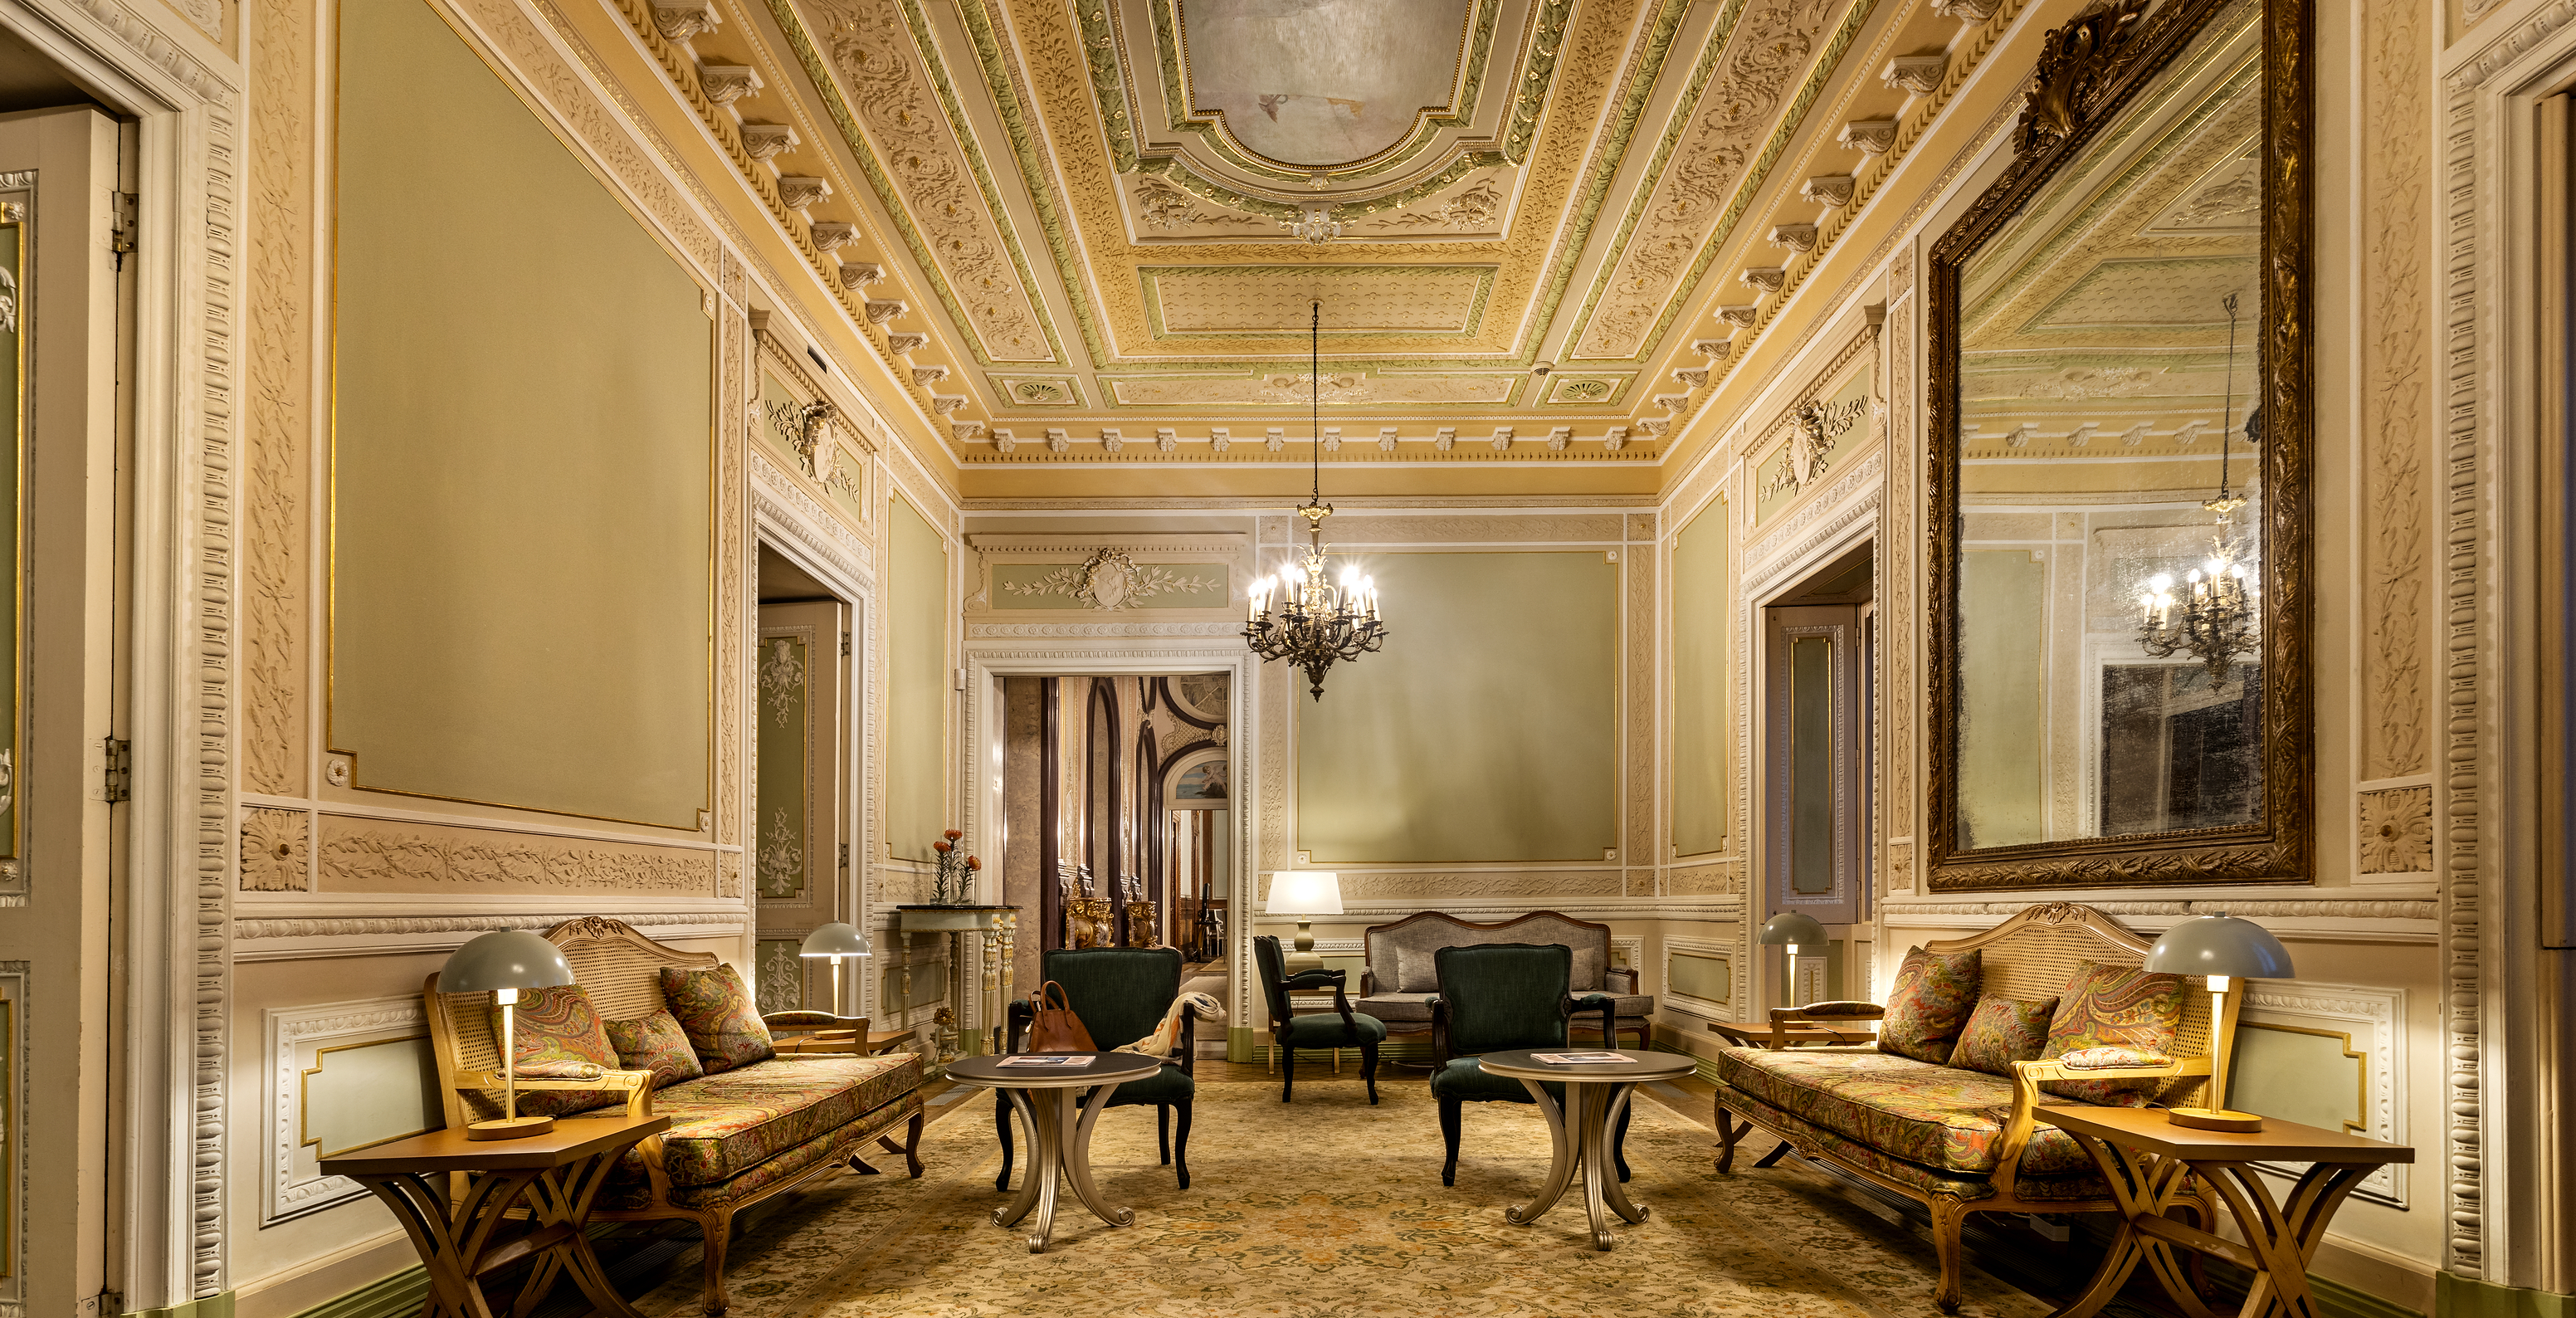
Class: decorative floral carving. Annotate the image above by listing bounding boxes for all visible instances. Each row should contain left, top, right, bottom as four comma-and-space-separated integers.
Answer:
1000, 549, 1222, 610
2363, 0, 2430, 780
2359, 786, 2432, 875
320, 824, 712, 892
759, 636, 806, 729
241, 808, 310, 892
757, 806, 805, 898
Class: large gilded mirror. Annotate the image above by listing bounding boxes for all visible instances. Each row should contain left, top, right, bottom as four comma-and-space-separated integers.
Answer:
1927, 0, 2310, 890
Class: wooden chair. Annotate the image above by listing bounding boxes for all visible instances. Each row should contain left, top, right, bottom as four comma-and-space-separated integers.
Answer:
1251, 935, 1385, 1103
994, 946, 1203, 1190
1428, 943, 1630, 1187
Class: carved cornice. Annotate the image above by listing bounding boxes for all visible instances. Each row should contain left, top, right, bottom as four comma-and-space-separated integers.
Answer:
1884, 898, 2437, 921
966, 621, 1240, 638
237, 910, 748, 940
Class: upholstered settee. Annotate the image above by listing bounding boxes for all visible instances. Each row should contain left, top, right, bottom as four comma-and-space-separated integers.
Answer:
425, 917, 925, 1316
1356, 910, 1653, 1049
1711, 902, 2218, 1315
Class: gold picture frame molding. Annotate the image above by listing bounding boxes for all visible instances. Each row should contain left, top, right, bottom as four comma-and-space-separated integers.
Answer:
1922, 0, 2315, 892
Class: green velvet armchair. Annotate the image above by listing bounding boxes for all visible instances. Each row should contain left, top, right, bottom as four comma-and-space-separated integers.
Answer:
995, 946, 1200, 1190
1252, 935, 1386, 1103
1429, 943, 1631, 1188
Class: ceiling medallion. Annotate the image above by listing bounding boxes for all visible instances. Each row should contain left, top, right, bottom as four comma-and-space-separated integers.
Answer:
1246, 301, 1388, 700
1281, 205, 1344, 245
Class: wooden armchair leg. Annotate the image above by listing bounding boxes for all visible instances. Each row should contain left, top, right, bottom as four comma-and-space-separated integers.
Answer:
1281, 1044, 1296, 1102
993, 1091, 1017, 1193
1157, 1104, 1172, 1164
1438, 1097, 1464, 1187
1172, 1101, 1193, 1191
1360, 1041, 1379, 1105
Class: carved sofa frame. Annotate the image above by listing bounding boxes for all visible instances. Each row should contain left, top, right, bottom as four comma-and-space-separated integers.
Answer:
1355, 910, 1651, 1050
424, 916, 925, 1315
1712, 902, 2219, 1313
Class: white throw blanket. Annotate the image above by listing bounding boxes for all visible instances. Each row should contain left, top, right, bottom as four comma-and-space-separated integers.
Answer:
1112, 990, 1227, 1058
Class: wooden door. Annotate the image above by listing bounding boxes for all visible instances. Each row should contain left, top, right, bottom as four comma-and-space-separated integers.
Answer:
754, 599, 850, 1013
1764, 604, 1866, 1003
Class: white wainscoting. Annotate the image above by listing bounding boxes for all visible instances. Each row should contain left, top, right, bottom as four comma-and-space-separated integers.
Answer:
1661, 934, 1739, 1021
264, 995, 436, 1224
2238, 981, 2407, 1207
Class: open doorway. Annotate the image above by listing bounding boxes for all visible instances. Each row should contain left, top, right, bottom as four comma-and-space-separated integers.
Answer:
996, 674, 1232, 1023
752, 544, 861, 1016
1759, 544, 1874, 1008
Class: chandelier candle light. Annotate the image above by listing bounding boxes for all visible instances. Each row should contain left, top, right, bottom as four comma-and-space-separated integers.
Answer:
1245, 301, 1388, 699
2136, 291, 2259, 686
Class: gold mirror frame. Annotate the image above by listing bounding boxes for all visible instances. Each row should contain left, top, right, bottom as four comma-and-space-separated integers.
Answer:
1925, 0, 2313, 891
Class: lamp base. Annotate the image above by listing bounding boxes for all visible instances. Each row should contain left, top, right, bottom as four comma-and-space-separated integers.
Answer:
2164, 1106, 2264, 1133
466, 1115, 556, 1141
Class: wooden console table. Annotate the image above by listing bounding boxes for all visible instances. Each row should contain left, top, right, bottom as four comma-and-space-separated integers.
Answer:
894, 904, 1020, 1064
2038, 1105, 2413, 1318
320, 1115, 671, 1318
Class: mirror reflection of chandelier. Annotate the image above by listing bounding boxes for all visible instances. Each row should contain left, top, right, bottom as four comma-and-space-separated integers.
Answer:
2136, 291, 2258, 685
1244, 300, 1388, 700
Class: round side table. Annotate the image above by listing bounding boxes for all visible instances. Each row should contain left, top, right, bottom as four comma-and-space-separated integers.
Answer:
947, 1051, 1166, 1252
1475, 1048, 1696, 1250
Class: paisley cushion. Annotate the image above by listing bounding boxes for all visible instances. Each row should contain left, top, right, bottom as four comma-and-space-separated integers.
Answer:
2042, 960, 2185, 1106
1949, 995, 2059, 1076
490, 984, 621, 1116
660, 964, 776, 1073
1876, 946, 1982, 1064
606, 1009, 705, 1090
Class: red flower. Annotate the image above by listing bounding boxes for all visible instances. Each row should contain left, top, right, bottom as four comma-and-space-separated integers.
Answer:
944, 829, 963, 841
933, 840, 952, 853
966, 856, 983, 870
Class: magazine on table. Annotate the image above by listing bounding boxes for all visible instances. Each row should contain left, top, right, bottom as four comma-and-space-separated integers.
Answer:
1530, 1052, 1634, 1065
995, 1054, 1093, 1068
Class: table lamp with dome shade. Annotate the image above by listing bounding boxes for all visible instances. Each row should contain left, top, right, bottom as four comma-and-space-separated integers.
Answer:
1759, 910, 1830, 1001
798, 921, 874, 1013
2144, 911, 2295, 1133
438, 929, 576, 1140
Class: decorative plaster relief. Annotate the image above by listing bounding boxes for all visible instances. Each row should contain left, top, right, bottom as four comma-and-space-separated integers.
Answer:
1661, 933, 1738, 1020
1299, 515, 1624, 544
316, 816, 718, 895
1664, 862, 1739, 896
265, 996, 429, 1224
2359, 786, 2433, 875
241, 809, 311, 892
2363, 0, 2432, 781
2239, 983, 2408, 1205
245, 0, 311, 798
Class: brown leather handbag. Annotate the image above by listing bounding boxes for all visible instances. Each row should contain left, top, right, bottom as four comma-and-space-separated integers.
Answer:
1024, 980, 1096, 1052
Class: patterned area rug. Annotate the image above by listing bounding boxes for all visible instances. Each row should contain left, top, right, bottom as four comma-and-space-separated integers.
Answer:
626, 1079, 2051, 1317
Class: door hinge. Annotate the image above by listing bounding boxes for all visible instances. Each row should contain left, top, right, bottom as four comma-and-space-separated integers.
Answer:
840, 631, 851, 657
108, 191, 137, 271
102, 737, 130, 803
838, 842, 849, 869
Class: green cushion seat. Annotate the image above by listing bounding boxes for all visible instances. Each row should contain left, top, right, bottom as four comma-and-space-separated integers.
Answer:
1278, 1012, 1387, 1047
1429, 1057, 1566, 1105
1092, 1062, 1193, 1108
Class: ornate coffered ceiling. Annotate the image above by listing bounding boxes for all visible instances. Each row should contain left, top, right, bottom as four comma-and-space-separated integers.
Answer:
638, 0, 2003, 470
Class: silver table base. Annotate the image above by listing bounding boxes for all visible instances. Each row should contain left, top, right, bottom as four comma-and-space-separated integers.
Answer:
992, 1082, 1134, 1252
1505, 1077, 1646, 1250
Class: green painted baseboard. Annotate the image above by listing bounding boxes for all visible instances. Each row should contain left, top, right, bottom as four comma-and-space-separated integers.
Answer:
282, 1267, 428, 1318
124, 1294, 235, 1318
2438, 1273, 2576, 1318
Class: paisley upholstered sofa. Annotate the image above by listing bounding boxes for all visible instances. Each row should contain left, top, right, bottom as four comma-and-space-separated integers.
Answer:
425, 916, 925, 1315
1710, 902, 2218, 1314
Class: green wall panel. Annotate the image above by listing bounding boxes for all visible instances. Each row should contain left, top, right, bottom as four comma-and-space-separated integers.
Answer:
330, 0, 712, 827
886, 495, 946, 861
1671, 500, 1727, 857
1296, 551, 1617, 863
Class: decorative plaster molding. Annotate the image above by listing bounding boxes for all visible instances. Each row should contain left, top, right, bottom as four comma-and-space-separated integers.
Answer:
696, 61, 760, 103
1715, 304, 1759, 328
1883, 54, 1948, 95
2364, 0, 2432, 782
651, 0, 720, 40
862, 298, 905, 325
775, 175, 832, 209
1661, 933, 1739, 1021
265, 997, 428, 1224
967, 621, 1241, 638
237, 910, 746, 941
752, 447, 872, 583
1740, 266, 1786, 294
739, 122, 798, 160
2359, 785, 2433, 876
1799, 174, 1856, 208
242, 808, 310, 892
316, 817, 718, 895
1769, 223, 1818, 253
1881, 898, 2438, 921
1838, 119, 1898, 154
2240, 983, 2408, 1206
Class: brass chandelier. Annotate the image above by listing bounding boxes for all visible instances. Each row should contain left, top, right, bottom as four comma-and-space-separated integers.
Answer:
2136, 292, 2260, 686
1245, 300, 1387, 700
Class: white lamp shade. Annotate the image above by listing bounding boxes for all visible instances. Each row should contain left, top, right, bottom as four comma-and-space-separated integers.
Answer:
2144, 912, 2295, 979
439, 930, 574, 994
1264, 871, 1344, 915
799, 921, 874, 959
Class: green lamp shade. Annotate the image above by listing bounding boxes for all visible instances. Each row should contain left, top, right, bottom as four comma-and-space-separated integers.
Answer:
1759, 910, 1829, 948
440, 930, 574, 994
800, 921, 874, 959
2144, 912, 2295, 979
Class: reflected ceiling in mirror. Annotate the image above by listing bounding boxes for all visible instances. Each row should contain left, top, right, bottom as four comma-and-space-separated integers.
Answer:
1926, 0, 2312, 891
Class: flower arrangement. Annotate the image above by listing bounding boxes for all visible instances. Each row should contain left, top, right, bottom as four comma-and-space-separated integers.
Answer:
930, 829, 982, 906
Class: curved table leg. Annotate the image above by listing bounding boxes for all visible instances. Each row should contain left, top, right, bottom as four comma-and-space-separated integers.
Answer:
1598, 1085, 1647, 1226
992, 1088, 1047, 1230
1505, 1078, 1576, 1226
1061, 1079, 1135, 1228
1577, 1086, 1616, 1251
1022, 1088, 1066, 1252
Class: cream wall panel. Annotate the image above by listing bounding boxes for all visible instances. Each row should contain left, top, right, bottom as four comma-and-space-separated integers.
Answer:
885, 493, 948, 861
1295, 550, 1617, 864
1671, 499, 1728, 857
329, 0, 714, 828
